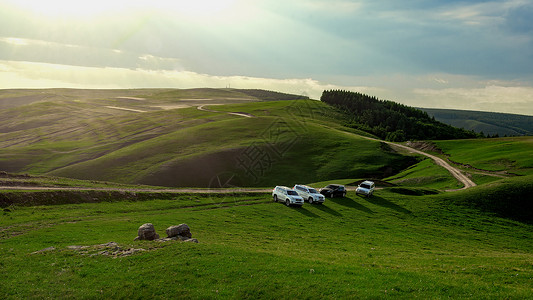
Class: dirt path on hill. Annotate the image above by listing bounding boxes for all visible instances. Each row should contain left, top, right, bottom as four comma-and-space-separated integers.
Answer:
0, 186, 272, 193
349, 133, 477, 190
386, 141, 476, 190
197, 105, 255, 118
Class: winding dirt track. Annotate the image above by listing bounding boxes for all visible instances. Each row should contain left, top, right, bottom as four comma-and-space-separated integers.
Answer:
197, 105, 255, 118
340, 131, 476, 190
386, 141, 476, 190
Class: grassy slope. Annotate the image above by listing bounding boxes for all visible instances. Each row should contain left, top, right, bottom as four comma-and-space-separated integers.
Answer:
1, 182, 531, 299
434, 137, 533, 176
383, 136, 533, 190
48, 106, 411, 187
384, 158, 462, 190
0, 90, 414, 187
1, 89, 532, 298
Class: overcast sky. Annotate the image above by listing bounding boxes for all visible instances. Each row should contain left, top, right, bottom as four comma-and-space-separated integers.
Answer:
1, 0, 533, 115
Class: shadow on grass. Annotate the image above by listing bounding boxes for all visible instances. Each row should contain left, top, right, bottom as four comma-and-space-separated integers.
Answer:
312, 203, 343, 217
287, 205, 321, 218
362, 195, 412, 215
328, 197, 374, 214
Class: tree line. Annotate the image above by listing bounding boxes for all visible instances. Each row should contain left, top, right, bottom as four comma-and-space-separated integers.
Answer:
321, 90, 481, 141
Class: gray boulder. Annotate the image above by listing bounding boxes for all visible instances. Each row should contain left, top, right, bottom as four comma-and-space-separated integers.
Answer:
134, 223, 159, 241
166, 224, 192, 238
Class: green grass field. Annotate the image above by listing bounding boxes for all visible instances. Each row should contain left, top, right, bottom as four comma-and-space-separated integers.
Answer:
0, 90, 413, 187
1, 88, 532, 298
434, 137, 533, 176
384, 158, 461, 190
1, 180, 531, 299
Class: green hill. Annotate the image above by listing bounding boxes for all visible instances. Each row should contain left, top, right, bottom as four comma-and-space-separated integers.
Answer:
0, 89, 414, 187
1, 176, 531, 298
420, 107, 533, 137
1, 88, 532, 298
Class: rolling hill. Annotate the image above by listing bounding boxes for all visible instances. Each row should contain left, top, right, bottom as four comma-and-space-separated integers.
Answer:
0, 88, 414, 187
1, 88, 532, 298
420, 107, 533, 137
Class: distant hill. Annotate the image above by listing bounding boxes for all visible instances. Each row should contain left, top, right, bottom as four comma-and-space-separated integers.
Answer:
420, 108, 533, 137
0, 88, 414, 187
321, 90, 480, 141
237, 89, 309, 101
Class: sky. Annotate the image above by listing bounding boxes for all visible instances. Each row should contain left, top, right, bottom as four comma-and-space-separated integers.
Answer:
1, 0, 533, 115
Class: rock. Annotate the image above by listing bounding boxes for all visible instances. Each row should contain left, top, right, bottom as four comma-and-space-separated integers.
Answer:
157, 237, 180, 242
166, 224, 192, 238
67, 245, 89, 250
184, 238, 199, 243
135, 223, 160, 241
31, 246, 56, 254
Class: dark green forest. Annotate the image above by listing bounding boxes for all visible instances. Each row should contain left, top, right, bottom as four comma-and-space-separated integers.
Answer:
320, 90, 481, 141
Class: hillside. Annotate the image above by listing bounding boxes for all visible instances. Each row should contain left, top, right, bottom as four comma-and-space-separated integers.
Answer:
1, 88, 532, 298
420, 108, 533, 137
0, 88, 415, 187
1, 177, 531, 298
321, 90, 480, 141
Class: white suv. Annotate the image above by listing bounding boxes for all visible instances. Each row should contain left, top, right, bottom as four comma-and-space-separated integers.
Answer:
356, 180, 375, 197
272, 186, 304, 206
293, 184, 325, 204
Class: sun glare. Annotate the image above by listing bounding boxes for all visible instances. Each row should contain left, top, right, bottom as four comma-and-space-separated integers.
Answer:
8, 0, 238, 18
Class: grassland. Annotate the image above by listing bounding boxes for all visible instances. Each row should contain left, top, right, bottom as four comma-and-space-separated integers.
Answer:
1, 88, 532, 298
1, 181, 531, 299
434, 137, 533, 176
0, 89, 414, 187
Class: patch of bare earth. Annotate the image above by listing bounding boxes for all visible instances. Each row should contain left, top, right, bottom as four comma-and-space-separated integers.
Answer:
405, 141, 444, 154
31, 242, 148, 258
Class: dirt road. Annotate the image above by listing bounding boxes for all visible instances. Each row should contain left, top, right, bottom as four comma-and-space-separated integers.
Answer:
197, 105, 255, 118
386, 141, 476, 189
0, 186, 272, 193
340, 131, 476, 190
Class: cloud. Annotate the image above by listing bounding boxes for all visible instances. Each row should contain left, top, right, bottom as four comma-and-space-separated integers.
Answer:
412, 85, 533, 115
0, 60, 367, 99
0, 1, 532, 115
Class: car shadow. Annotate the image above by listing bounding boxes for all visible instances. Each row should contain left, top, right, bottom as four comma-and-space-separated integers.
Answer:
311, 203, 343, 217
287, 204, 321, 218
361, 195, 412, 215
327, 197, 374, 214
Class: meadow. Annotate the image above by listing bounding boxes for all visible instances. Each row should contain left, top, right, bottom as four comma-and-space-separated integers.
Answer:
1, 89, 532, 298
434, 137, 533, 176
0, 90, 413, 187
1, 182, 531, 299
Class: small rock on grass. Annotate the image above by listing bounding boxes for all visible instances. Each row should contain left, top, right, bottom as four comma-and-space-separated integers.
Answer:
134, 223, 160, 241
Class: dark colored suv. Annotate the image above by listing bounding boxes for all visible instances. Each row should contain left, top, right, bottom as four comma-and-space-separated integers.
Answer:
319, 184, 347, 198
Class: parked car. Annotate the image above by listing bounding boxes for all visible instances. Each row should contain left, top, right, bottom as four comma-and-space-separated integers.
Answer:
293, 184, 325, 204
319, 184, 347, 198
272, 186, 304, 206
355, 180, 375, 197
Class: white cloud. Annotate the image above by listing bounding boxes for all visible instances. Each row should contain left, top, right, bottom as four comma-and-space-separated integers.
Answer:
1, 60, 532, 115
0, 60, 363, 99
413, 85, 533, 115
